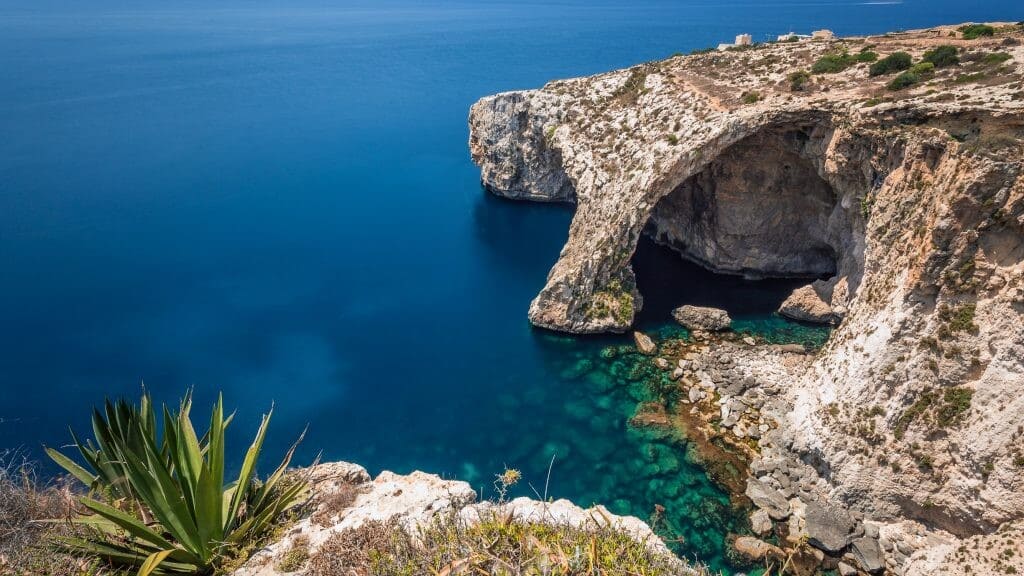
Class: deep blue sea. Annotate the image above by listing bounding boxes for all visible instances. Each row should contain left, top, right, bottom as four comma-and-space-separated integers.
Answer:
1, 1, 1019, 572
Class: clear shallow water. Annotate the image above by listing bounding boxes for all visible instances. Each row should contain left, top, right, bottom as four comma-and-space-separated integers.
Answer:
1, 1, 1019, 572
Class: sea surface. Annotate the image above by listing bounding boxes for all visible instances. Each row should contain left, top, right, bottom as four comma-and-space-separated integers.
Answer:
1, 1, 1019, 572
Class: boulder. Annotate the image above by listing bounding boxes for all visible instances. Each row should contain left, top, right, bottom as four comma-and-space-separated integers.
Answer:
672, 305, 732, 331
778, 284, 835, 324
745, 478, 791, 520
633, 331, 657, 355
733, 536, 784, 562
849, 536, 886, 574
804, 500, 855, 553
750, 508, 773, 536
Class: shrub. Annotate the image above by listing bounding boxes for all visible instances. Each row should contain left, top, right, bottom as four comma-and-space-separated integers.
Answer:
910, 62, 936, 75
887, 71, 921, 91
788, 70, 811, 91
741, 90, 761, 104
923, 45, 960, 67
811, 52, 857, 73
0, 453, 99, 575
983, 51, 1013, 65
869, 52, 913, 76
960, 24, 995, 40
46, 392, 308, 575
856, 50, 879, 63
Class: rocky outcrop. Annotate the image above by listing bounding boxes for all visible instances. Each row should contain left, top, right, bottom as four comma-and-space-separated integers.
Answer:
234, 462, 687, 576
672, 305, 732, 331
471, 22, 1024, 576
778, 284, 836, 324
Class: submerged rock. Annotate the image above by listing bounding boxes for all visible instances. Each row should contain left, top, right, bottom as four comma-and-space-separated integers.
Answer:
633, 331, 657, 355
672, 305, 732, 331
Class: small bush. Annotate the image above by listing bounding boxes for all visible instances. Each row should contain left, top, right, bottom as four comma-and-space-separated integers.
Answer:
856, 50, 879, 63
923, 45, 960, 67
870, 52, 913, 76
741, 90, 761, 104
812, 51, 857, 73
960, 24, 995, 40
666, 133, 679, 145
887, 71, 921, 91
788, 70, 811, 91
910, 62, 936, 75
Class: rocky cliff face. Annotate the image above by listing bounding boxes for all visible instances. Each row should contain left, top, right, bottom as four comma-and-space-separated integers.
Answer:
470, 23, 1024, 576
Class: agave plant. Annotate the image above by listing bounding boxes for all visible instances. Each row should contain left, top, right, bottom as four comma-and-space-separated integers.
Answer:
45, 392, 307, 576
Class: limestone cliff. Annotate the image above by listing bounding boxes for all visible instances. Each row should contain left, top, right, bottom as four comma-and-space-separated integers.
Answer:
470, 23, 1024, 576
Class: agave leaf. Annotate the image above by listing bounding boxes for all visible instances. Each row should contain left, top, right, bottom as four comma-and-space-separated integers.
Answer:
252, 426, 306, 512
138, 549, 175, 576
78, 497, 178, 552
120, 445, 204, 558
45, 446, 97, 487
226, 410, 271, 528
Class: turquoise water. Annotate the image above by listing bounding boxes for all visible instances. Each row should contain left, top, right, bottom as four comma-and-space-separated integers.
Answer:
1, 1, 1018, 572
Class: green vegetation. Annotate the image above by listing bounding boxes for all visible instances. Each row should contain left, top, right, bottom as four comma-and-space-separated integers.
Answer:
741, 90, 761, 104
788, 70, 811, 91
922, 45, 960, 68
894, 386, 974, 439
811, 51, 858, 74
869, 52, 913, 76
960, 24, 995, 40
306, 512, 690, 576
857, 50, 879, 63
937, 387, 973, 427
983, 51, 1013, 65
887, 71, 921, 91
939, 303, 978, 335
909, 62, 935, 75
45, 392, 308, 575
666, 133, 679, 145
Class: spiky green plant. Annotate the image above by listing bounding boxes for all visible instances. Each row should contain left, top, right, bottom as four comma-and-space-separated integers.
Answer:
45, 392, 307, 575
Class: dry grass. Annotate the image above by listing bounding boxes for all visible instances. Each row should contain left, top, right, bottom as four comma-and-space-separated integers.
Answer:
0, 452, 111, 576
311, 481, 365, 527
306, 511, 698, 576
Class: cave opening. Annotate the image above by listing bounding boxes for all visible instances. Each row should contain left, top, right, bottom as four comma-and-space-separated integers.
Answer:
632, 124, 849, 327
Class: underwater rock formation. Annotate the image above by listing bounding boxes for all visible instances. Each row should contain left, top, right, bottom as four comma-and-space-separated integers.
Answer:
471, 21, 1024, 576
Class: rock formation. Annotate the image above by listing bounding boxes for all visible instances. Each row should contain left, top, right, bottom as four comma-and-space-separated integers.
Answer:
234, 462, 689, 576
672, 305, 732, 331
471, 22, 1024, 576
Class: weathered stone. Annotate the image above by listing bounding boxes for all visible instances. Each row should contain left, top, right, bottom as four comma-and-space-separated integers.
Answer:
654, 357, 670, 369
850, 536, 886, 574
672, 305, 732, 331
745, 478, 791, 520
778, 284, 836, 324
837, 561, 858, 576
750, 508, 773, 536
633, 331, 657, 355
804, 500, 855, 553
733, 536, 784, 562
